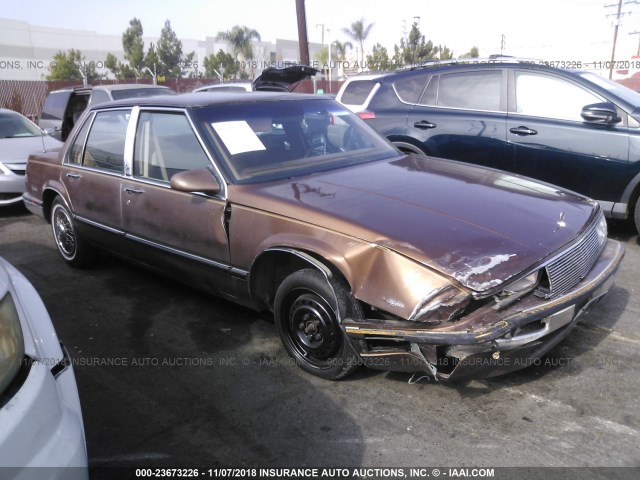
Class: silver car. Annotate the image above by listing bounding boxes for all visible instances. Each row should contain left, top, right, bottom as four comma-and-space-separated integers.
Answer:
0, 256, 88, 478
0, 109, 62, 207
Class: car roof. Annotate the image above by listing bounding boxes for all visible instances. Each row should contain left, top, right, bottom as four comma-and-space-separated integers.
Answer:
94, 84, 171, 91
90, 91, 326, 111
47, 84, 171, 95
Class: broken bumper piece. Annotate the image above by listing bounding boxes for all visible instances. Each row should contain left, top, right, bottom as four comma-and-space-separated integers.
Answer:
342, 239, 624, 381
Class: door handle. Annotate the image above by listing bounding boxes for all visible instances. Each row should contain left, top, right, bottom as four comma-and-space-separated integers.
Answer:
124, 187, 144, 194
414, 120, 436, 129
509, 126, 538, 136
66, 173, 81, 179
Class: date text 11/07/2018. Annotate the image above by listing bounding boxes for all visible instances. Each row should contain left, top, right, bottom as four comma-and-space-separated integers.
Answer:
135, 467, 497, 478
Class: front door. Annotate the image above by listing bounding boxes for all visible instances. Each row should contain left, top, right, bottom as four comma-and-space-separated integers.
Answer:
507, 69, 630, 206
120, 109, 231, 290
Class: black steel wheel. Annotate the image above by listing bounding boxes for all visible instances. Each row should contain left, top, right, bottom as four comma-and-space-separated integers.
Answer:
274, 268, 361, 380
51, 197, 96, 267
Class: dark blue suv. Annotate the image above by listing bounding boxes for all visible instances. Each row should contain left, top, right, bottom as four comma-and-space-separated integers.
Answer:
336, 60, 640, 233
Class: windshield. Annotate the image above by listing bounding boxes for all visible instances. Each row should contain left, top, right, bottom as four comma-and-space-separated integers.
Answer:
194, 98, 398, 184
579, 72, 640, 107
0, 112, 42, 138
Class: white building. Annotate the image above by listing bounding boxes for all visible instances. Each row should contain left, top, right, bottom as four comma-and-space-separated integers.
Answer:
0, 17, 323, 81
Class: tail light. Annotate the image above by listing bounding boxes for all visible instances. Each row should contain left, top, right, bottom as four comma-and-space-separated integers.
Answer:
357, 111, 376, 120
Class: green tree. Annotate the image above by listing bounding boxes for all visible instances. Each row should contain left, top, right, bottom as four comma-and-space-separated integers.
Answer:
203, 49, 239, 80
144, 42, 159, 79
459, 46, 480, 59
122, 18, 145, 77
366, 43, 391, 71
156, 20, 196, 78
343, 18, 374, 69
47, 49, 99, 82
217, 26, 261, 61
391, 22, 452, 67
105, 53, 135, 80
216, 25, 261, 76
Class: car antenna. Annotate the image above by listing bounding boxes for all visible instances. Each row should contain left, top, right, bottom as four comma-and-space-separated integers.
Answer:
39, 127, 48, 153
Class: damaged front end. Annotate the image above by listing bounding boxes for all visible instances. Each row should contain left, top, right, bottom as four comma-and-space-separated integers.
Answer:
341, 218, 624, 381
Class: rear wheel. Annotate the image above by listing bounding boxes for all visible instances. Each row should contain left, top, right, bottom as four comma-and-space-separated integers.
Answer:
274, 268, 361, 380
635, 198, 640, 235
51, 197, 97, 267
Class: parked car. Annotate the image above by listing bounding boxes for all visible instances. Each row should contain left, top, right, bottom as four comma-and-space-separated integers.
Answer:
23, 92, 623, 381
39, 84, 175, 142
0, 108, 63, 207
0, 256, 88, 478
194, 64, 319, 93
336, 59, 640, 233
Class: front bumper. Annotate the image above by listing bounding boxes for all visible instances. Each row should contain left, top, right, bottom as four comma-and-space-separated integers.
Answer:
342, 239, 624, 381
0, 173, 26, 206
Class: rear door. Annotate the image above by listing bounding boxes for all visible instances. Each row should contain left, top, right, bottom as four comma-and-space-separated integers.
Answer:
404, 68, 510, 171
507, 69, 629, 204
61, 108, 130, 245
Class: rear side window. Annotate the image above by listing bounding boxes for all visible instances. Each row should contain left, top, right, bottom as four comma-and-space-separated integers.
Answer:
436, 71, 502, 111
394, 74, 430, 104
340, 80, 378, 105
67, 115, 93, 165
134, 111, 211, 182
82, 110, 130, 172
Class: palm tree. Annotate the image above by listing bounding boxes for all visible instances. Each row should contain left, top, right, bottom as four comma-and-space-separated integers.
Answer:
216, 26, 261, 76
342, 19, 374, 69
332, 40, 352, 78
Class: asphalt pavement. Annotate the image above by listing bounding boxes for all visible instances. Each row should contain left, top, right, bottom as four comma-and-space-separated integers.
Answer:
1, 205, 639, 477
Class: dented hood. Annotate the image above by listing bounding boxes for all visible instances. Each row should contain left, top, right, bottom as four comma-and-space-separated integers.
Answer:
231, 155, 598, 293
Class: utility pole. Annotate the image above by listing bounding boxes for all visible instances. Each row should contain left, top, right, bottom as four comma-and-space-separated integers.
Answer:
295, 0, 310, 66
605, 0, 640, 78
609, 0, 624, 79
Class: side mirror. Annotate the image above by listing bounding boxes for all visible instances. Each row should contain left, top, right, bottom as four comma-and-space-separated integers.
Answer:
170, 168, 221, 195
581, 102, 621, 125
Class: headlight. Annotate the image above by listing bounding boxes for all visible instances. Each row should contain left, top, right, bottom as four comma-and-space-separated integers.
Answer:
409, 286, 471, 325
0, 293, 25, 395
504, 271, 540, 294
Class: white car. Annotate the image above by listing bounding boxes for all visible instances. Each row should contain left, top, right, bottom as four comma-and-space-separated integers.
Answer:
0, 109, 62, 207
0, 257, 88, 479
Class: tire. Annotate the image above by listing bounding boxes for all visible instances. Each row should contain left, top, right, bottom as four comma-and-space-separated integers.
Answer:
635, 198, 640, 235
274, 268, 362, 380
50, 197, 97, 267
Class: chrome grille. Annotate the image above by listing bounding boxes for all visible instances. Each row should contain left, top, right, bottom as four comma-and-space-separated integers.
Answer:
543, 219, 605, 298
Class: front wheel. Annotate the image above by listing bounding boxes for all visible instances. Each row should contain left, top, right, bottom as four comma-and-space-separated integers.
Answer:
274, 269, 362, 380
51, 197, 97, 267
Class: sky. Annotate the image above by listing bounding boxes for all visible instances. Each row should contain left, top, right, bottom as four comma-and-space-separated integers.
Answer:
2, 0, 640, 65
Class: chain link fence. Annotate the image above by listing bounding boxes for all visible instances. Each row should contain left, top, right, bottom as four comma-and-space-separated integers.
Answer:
0, 78, 345, 124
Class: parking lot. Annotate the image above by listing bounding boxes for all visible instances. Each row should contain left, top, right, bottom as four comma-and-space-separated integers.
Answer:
1, 205, 639, 474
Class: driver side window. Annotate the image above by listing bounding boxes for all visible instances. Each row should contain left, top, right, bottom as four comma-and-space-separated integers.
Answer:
515, 72, 602, 122
134, 111, 212, 182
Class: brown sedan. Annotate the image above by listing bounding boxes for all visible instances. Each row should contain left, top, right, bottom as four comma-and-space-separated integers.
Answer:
23, 92, 624, 381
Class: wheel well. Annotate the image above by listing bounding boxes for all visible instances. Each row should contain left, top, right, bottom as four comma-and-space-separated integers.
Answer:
248, 249, 350, 312
387, 136, 429, 156
41, 189, 60, 223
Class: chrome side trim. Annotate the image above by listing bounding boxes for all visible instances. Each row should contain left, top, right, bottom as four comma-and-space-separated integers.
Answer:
75, 215, 124, 236
123, 106, 140, 177
124, 233, 230, 271
74, 215, 249, 276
